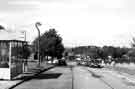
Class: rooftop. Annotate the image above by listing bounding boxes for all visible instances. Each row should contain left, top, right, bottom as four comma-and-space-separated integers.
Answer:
0, 30, 25, 41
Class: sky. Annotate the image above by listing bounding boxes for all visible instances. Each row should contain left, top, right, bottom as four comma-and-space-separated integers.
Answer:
0, 0, 135, 47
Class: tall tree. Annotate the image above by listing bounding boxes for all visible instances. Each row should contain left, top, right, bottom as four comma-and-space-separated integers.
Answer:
131, 37, 135, 47
0, 25, 5, 30
33, 28, 64, 61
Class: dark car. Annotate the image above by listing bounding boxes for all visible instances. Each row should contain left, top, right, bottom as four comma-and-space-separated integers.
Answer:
89, 59, 103, 68
90, 64, 103, 68
57, 60, 67, 66
89, 62, 103, 68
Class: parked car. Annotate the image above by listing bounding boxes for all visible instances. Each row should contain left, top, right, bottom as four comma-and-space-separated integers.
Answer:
57, 60, 67, 66
53, 59, 58, 64
89, 59, 104, 68
90, 63, 103, 68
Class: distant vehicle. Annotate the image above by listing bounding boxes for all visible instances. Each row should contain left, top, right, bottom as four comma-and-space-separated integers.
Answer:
90, 63, 103, 68
53, 59, 58, 64
68, 55, 76, 60
47, 61, 52, 64
78, 61, 89, 66
81, 61, 86, 65
89, 59, 103, 68
57, 59, 67, 66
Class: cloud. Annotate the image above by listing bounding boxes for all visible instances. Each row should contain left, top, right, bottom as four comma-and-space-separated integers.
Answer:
0, 0, 134, 47
0, 0, 39, 12
41, 0, 72, 3
9, 0, 40, 5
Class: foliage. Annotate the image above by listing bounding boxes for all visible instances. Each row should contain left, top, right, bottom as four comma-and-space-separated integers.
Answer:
22, 45, 31, 59
33, 28, 64, 60
131, 37, 135, 47
73, 45, 130, 63
12, 44, 31, 59
0, 25, 5, 30
73, 46, 102, 59
127, 49, 135, 57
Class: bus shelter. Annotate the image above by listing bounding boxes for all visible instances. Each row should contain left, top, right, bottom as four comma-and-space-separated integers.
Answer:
0, 40, 27, 80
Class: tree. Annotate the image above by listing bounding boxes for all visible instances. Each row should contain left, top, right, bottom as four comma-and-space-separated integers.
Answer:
131, 37, 135, 47
22, 44, 31, 59
33, 28, 64, 61
0, 25, 5, 30
127, 49, 135, 57
126, 37, 135, 58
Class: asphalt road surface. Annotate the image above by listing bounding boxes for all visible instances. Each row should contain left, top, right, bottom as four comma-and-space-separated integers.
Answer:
13, 65, 135, 89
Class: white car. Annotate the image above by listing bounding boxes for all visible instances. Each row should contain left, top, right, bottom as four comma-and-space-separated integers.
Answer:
53, 59, 58, 64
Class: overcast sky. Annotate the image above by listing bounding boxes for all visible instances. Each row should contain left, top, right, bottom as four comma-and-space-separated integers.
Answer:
0, 0, 135, 47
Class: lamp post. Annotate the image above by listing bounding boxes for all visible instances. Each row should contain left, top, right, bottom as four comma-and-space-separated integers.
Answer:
35, 22, 42, 66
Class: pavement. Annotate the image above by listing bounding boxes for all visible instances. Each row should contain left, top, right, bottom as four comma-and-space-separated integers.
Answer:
0, 61, 55, 89
13, 66, 72, 89
11, 65, 135, 89
1, 62, 135, 89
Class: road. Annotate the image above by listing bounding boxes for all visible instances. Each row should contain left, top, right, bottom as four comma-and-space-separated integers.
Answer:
73, 66, 135, 89
13, 65, 135, 89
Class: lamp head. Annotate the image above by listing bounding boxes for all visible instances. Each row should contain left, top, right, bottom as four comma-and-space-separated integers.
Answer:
36, 22, 42, 26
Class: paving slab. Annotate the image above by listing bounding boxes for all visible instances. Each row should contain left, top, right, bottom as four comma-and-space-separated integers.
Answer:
0, 63, 54, 89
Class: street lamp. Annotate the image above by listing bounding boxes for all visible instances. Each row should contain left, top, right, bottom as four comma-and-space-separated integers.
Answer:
35, 22, 42, 66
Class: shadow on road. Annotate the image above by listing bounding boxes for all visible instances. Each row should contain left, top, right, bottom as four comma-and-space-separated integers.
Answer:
13, 73, 62, 80
86, 69, 102, 78
33, 73, 62, 79
91, 73, 102, 78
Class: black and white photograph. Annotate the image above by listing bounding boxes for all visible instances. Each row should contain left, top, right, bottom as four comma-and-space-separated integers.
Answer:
0, 0, 135, 89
